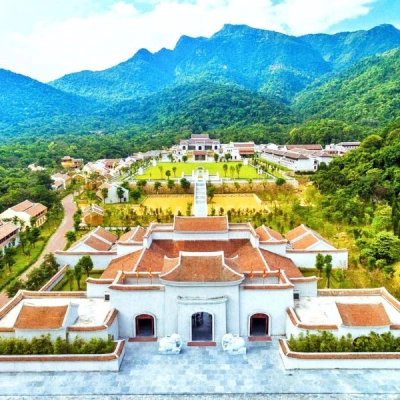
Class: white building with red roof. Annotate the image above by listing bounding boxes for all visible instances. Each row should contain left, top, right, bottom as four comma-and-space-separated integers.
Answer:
0, 200, 47, 228
0, 222, 19, 254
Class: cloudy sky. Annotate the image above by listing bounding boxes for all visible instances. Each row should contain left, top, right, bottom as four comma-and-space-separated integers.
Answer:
0, 0, 398, 82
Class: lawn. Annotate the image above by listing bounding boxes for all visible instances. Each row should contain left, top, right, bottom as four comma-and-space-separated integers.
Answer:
52, 271, 103, 291
135, 162, 261, 180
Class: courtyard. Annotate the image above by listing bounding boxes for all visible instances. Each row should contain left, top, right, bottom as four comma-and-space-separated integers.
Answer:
0, 339, 398, 397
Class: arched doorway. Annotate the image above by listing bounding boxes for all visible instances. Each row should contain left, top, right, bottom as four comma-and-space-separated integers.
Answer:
135, 314, 155, 337
191, 312, 213, 341
250, 313, 269, 336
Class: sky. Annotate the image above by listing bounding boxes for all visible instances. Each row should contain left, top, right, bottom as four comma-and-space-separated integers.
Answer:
0, 0, 399, 82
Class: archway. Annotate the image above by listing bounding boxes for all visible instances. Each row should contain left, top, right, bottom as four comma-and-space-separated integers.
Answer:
191, 312, 213, 341
135, 314, 155, 337
250, 313, 269, 336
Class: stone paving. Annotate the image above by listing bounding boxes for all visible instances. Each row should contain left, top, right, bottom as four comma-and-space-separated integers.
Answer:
0, 339, 399, 399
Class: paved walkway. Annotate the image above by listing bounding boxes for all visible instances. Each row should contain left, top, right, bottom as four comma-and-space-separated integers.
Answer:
0, 194, 76, 308
0, 339, 399, 398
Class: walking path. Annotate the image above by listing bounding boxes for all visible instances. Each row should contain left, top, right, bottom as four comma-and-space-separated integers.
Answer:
0, 339, 398, 398
0, 194, 76, 307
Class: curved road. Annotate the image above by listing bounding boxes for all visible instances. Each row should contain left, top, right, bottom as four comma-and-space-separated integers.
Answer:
0, 194, 76, 307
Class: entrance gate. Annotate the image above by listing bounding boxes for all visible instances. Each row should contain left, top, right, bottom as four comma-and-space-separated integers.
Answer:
135, 314, 154, 337
250, 313, 269, 336
191, 312, 213, 341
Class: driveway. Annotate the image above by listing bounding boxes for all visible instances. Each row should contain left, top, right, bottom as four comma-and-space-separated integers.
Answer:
0, 194, 76, 307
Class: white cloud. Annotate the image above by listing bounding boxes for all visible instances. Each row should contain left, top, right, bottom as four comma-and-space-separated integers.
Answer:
0, 0, 377, 82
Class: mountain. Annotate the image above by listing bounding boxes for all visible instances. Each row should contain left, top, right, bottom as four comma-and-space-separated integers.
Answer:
293, 48, 400, 126
300, 24, 400, 71
49, 24, 400, 104
0, 68, 97, 130
49, 24, 330, 103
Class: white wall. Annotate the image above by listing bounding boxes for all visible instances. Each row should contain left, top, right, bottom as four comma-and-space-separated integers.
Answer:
240, 287, 293, 336
287, 250, 348, 269
55, 252, 116, 270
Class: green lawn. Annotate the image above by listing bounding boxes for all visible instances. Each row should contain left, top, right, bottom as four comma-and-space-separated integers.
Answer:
135, 162, 262, 180
52, 271, 103, 291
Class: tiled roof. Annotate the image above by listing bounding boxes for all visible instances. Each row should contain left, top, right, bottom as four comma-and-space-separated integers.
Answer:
290, 234, 319, 250
174, 216, 228, 232
93, 227, 118, 244
134, 245, 166, 272
150, 239, 249, 258
25, 203, 47, 217
231, 243, 267, 272
0, 222, 19, 240
14, 304, 68, 329
101, 251, 143, 279
285, 224, 308, 241
260, 249, 303, 278
11, 200, 34, 212
83, 236, 113, 251
119, 226, 146, 243
286, 144, 323, 151
160, 252, 243, 282
336, 303, 391, 327
256, 225, 284, 242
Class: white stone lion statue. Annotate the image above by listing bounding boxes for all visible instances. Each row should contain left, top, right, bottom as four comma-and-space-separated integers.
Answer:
221, 333, 246, 355
158, 333, 182, 354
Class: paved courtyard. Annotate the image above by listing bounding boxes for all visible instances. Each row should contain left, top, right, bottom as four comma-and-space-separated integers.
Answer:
0, 339, 399, 399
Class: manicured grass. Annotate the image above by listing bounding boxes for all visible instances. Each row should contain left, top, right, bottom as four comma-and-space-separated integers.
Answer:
52, 271, 103, 291
135, 162, 262, 180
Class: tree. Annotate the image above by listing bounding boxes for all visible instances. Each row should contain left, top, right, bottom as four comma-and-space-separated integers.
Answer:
158, 165, 164, 179
100, 187, 108, 204
276, 178, 286, 186
74, 263, 83, 290
324, 255, 333, 288
65, 230, 76, 244
6, 279, 25, 297
223, 163, 228, 177
136, 179, 147, 192
235, 163, 242, 178
225, 153, 232, 162
213, 153, 219, 162
154, 181, 162, 194
207, 185, 216, 201
182, 155, 188, 163
167, 180, 175, 191
65, 267, 74, 290
165, 170, 171, 180
315, 253, 324, 278
130, 189, 141, 203
77, 255, 94, 277
3, 247, 16, 271
172, 166, 177, 178
116, 186, 125, 203
180, 178, 190, 192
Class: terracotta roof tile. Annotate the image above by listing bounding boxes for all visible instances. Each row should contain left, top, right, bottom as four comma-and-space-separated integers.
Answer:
93, 227, 118, 244
83, 236, 113, 251
174, 216, 228, 232
286, 144, 323, 151
25, 203, 47, 217
119, 227, 146, 243
101, 250, 143, 279
160, 252, 242, 282
290, 234, 319, 250
285, 224, 308, 241
256, 225, 284, 242
231, 243, 267, 272
150, 239, 249, 258
11, 200, 34, 212
0, 222, 19, 240
14, 304, 68, 329
260, 249, 303, 278
336, 303, 391, 327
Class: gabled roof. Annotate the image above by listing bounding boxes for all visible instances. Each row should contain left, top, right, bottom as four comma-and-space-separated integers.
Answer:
285, 224, 335, 250
92, 226, 118, 244
160, 251, 243, 282
69, 227, 117, 251
286, 144, 323, 151
256, 225, 284, 242
118, 226, 146, 243
11, 200, 34, 212
25, 203, 47, 217
100, 250, 143, 279
14, 304, 68, 329
0, 222, 19, 240
336, 303, 391, 327
260, 249, 303, 279
174, 216, 228, 232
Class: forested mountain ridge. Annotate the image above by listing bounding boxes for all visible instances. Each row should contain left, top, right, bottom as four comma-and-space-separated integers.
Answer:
49, 24, 400, 104
0, 69, 96, 124
292, 48, 400, 126
49, 23, 331, 103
